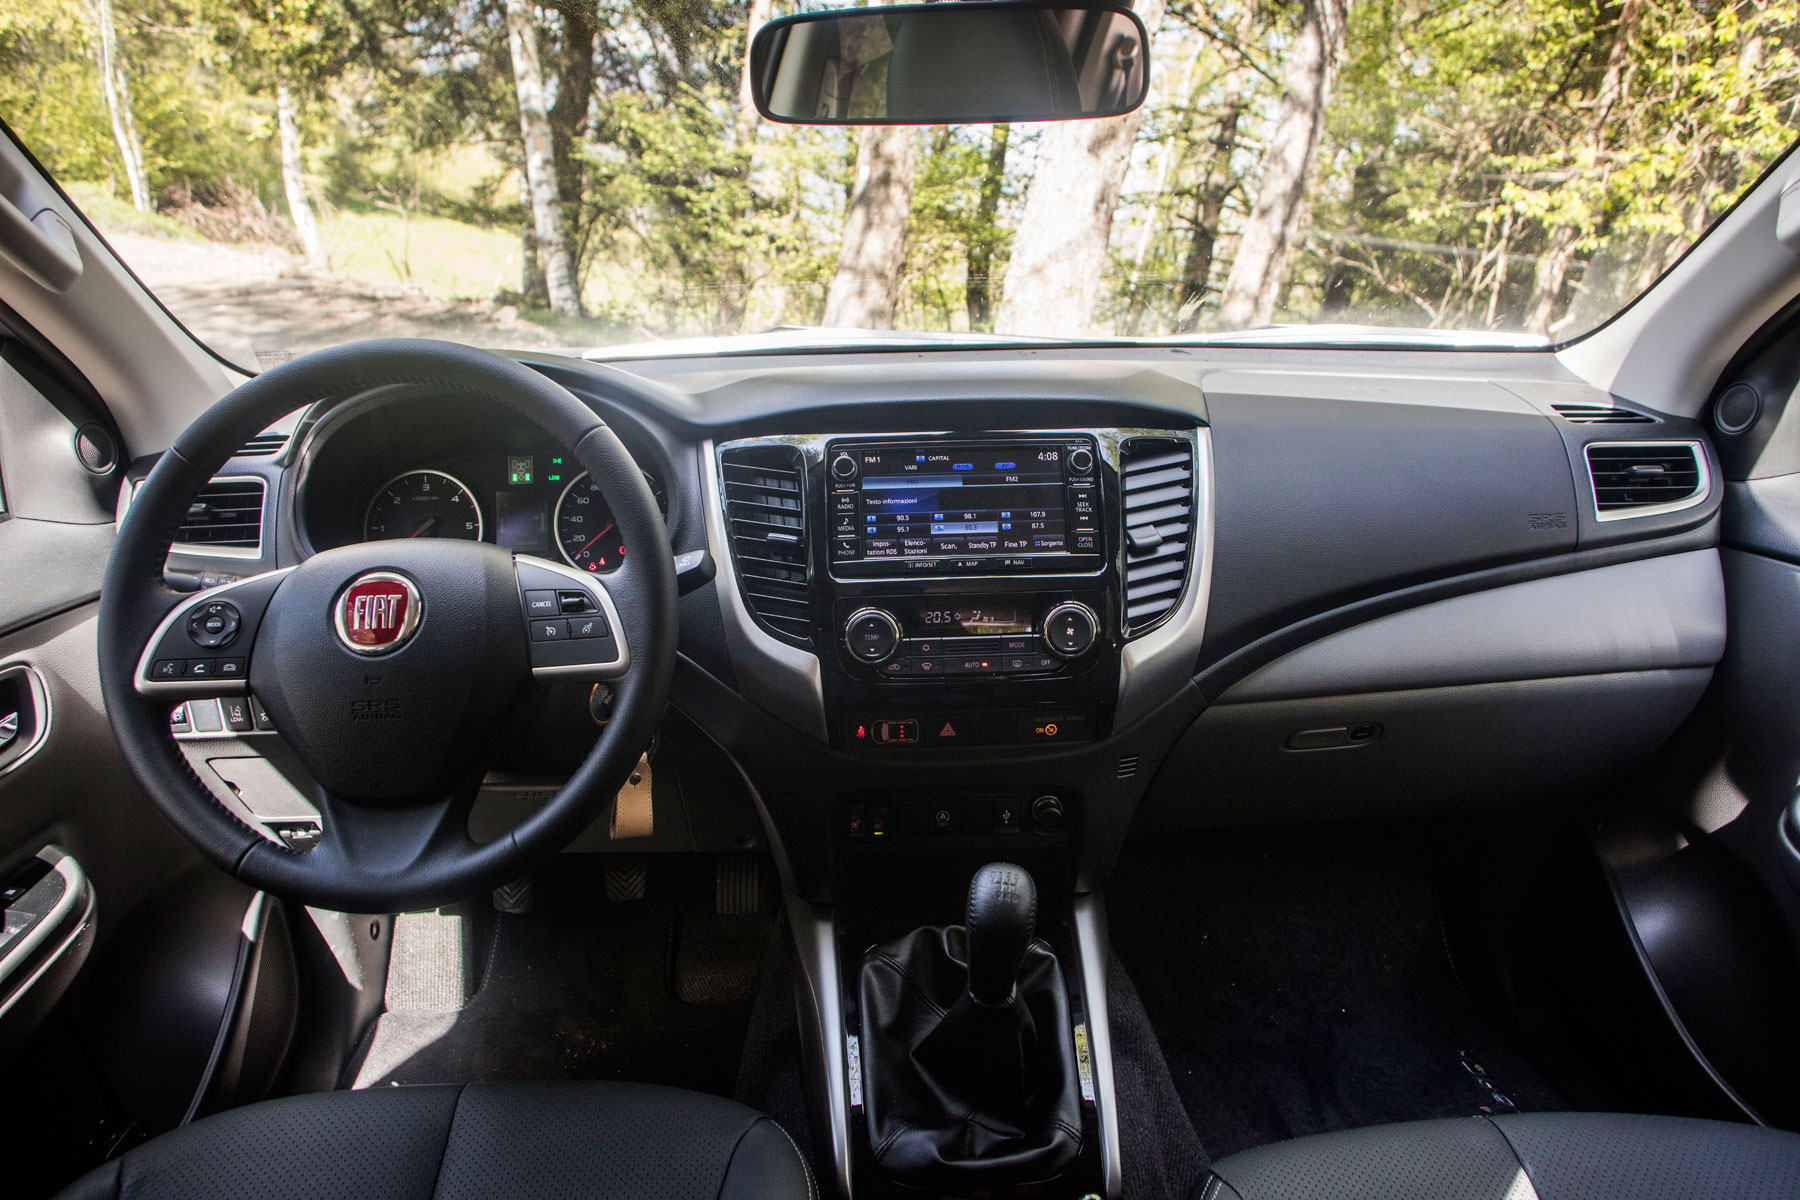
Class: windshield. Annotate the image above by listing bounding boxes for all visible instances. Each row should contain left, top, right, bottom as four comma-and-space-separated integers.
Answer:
5, 0, 1796, 366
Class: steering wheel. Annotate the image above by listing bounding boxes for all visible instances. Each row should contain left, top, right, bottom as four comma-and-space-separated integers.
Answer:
96, 340, 678, 913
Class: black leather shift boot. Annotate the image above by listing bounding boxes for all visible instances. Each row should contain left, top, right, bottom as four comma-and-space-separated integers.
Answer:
859, 924, 1082, 1187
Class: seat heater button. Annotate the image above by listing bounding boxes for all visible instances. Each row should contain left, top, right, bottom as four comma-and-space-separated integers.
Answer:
523, 590, 560, 618
531, 618, 569, 642
569, 615, 610, 640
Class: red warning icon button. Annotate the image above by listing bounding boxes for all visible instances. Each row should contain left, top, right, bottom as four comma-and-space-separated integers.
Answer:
939, 722, 957, 739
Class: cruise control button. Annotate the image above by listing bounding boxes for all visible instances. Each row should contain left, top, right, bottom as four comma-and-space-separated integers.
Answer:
558, 591, 595, 614
523, 591, 560, 618
531, 618, 568, 642
568, 614, 610, 639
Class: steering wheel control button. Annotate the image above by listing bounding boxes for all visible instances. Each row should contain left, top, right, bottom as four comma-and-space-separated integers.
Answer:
531, 618, 569, 642
1043, 602, 1097, 658
523, 590, 560, 618
186, 601, 241, 648
152, 659, 184, 681
845, 608, 902, 663
333, 572, 423, 655
215, 658, 246, 678
249, 696, 276, 731
220, 696, 254, 733
184, 659, 215, 678
569, 615, 610, 640
558, 591, 596, 614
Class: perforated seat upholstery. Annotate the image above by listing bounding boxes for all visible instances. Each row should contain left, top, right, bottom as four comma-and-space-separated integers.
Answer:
1202, 1112, 1800, 1200
53, 1080, 814, 1200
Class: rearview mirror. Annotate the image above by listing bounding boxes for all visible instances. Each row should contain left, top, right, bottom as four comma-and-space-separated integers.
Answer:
749, 1, 1151, 126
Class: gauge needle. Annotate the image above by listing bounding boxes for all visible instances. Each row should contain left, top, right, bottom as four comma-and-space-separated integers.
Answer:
410, 517, 439, 537
574, 523, 615, 558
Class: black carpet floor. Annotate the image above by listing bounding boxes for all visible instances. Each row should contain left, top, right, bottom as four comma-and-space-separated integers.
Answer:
1109, 826, 1568, 1161
348, 858, 774, 1097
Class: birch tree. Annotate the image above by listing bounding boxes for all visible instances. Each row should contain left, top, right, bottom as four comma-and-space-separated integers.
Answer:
275, 82, 328, 268
504, 0, 582, 319
822, 124, 919, 329
995, 0, 1166, 336
90, 0, 149, 213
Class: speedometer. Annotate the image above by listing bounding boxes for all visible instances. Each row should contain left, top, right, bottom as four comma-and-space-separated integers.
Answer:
364, 470, 484, 541
554, 472, 624, 572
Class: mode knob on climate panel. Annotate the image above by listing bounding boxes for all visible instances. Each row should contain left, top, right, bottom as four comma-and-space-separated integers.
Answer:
1042, 602, 1098, 658
844, 608, 902, 663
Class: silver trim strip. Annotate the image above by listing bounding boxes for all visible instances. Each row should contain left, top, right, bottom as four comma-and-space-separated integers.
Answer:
1117, 428, 1212, 728
134, 568, 294, 697
1072, 893, 1124, 1200
516, 554, 631, 680
787, 894, 854, 1199
171, 475, 268, 561
0, 664, 51, 779
1587, 440, 1712, 522
704, 438, 827, 741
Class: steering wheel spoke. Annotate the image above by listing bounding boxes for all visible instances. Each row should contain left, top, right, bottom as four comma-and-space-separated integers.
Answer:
134, 568, 294, 697
515, 554, 631, 680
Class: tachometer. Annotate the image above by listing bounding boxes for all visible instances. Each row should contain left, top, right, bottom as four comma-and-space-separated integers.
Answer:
364, 470, 484, 541
554, 472, 625, 572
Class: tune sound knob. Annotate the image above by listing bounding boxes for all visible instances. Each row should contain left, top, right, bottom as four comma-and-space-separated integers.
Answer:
844, 608, 902, 664
831, 453, 859, 481
1043, 602, 1097, 658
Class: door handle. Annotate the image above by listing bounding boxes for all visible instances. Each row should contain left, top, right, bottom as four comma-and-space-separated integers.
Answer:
0, 711, 17, 750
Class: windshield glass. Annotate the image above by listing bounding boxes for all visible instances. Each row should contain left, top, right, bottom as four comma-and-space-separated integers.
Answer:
5, 0, 1796, 366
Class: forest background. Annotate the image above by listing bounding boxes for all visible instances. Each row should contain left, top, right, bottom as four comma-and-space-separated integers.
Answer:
2, 0, 1795, 362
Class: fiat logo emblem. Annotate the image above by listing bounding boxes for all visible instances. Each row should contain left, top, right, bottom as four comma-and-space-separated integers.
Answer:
333, 571, 422, 655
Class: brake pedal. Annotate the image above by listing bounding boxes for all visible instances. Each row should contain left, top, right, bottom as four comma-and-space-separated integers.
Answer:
491, 875, 534, 915
605, 855, 648, 901
715, 853, 765, 915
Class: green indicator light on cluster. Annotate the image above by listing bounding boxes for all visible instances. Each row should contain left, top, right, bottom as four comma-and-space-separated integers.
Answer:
507, 454, 534, 485
547, 474, 561, 482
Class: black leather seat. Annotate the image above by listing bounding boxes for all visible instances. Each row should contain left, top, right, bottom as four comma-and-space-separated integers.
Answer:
1202, 1112, 1800, 1200
54, 1080, 813, 1200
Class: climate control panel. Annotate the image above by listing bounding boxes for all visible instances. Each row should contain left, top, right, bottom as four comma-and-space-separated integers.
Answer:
838, 594, 1102, 680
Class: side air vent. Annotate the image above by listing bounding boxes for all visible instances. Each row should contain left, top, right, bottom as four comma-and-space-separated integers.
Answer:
175, 478, 266, 551
1585, 443, 1705, 517
1551, 403, 1654, 425
1116, 754, 1140, 779
236, 432, 289, 458
721, 446, 813, 644
1120, 437, 1195, 635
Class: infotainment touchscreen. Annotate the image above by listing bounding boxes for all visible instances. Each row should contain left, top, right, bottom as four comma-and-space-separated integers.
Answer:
828, 437, 1101, 576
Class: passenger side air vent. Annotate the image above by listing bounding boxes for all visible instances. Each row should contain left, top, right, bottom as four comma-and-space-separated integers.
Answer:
720, 445, 813, 644
1551, 403, 1654, 425
175, 478, 266, 551
1120, 437, 1195, 635
236, 432, 289, 458
1585, 443, 1705, 515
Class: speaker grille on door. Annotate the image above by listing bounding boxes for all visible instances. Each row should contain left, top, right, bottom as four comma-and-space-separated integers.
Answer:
720, 445, 813, 644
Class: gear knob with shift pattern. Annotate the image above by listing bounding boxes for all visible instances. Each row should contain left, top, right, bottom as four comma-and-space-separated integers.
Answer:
965, 861, 1037, 1005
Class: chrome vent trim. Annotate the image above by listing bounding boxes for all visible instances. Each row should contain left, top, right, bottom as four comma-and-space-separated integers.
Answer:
173, 477, 266, 557
1120, 438, 1196, 636
720, 445, 813, 645
1585, 441, 1709, 521
1551, 403, 1655, 425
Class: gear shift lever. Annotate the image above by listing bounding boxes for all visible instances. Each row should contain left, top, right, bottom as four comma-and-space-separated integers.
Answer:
965, 862, 1037, 1005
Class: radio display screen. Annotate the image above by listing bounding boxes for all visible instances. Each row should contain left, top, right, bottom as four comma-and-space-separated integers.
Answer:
838, 440, 1096, 573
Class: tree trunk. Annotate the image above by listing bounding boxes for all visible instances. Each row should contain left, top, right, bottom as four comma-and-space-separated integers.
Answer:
1522, 0, 1642, 335
1175, 9, 1257, 333
1214, 0, 1351, 331
822, 124, 919, 329
505, 0, 583, 319
995, 0, 1166, 336
738, 0, 775, 141
549, 0, 598, 273
92, 0, 150, 213
964, 124, 1010, 331
275, 83, 329, 271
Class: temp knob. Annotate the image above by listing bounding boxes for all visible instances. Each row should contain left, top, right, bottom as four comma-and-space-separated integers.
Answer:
844, 608, 902, 664
831, 454, 859, 481
1042, 602, 1097, 658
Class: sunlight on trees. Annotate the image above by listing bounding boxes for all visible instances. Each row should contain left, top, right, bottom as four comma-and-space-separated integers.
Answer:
1, 0, 1795, 351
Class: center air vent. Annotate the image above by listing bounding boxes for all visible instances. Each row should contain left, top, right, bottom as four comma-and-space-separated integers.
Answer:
720, 445, 813, 644
175, 478, 266, 551
1585, 442, 1705, 517
1120, 437, 1195, 635
1552, 403, 1654, 425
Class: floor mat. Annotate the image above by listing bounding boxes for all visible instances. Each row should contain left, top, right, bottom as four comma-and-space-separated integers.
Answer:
349, 857, 774, 1096
1109, 827, 1568, 1161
